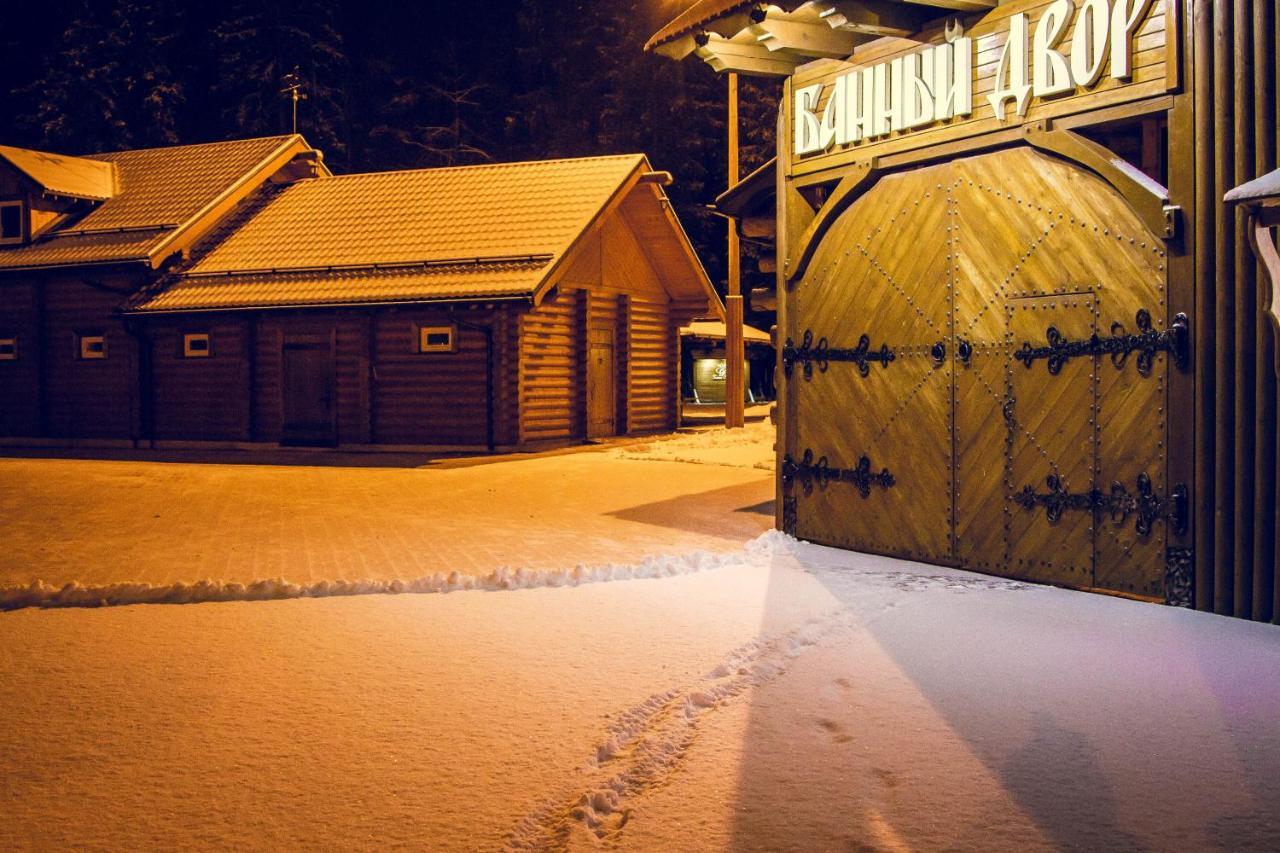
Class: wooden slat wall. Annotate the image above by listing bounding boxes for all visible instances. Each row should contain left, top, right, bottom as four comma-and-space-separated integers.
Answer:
150, 318, 252, 441
1188, 0, 1280, 622
625, 297, 675, 433
43, 276, 138, 439
0, 279, 41, 436
372, 310, 492, 446
519, 289, 583, 443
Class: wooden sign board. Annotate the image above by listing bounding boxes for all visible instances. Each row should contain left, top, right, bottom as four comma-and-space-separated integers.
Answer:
787, 0, 1178, 180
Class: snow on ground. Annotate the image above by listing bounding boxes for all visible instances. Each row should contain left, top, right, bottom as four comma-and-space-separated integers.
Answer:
0, 446, 772, 590
611, 421, 776, 471
2, 533, 1279, 851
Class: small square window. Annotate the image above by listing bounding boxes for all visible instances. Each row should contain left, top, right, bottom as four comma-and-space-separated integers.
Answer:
0, 202, 23, 244
79, 334, 106, 360
417, 325, 455, 354
0, 337, 16, 361
183, 333, 211, 358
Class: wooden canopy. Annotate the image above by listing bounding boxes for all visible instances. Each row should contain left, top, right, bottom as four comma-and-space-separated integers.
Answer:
646, 0, 995, 75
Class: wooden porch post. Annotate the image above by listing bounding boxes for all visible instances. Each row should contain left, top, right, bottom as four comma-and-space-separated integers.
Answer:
725, 72, 746, 429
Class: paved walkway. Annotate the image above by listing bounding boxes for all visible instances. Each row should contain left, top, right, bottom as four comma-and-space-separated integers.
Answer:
0, 436, 774, 589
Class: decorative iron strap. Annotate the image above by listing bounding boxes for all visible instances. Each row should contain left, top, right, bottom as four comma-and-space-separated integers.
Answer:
1013, 473, 1188, 536
1164, 546, 1194, 608
782, 449, 895, 498
783, 330, 895, 379
1014, 309, 1190, 376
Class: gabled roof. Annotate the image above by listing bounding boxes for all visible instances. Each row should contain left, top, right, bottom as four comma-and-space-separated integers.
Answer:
128, 154, 719, 314
0, 135, 312, 271
0, 144, 116, 200
682, 319, 772, 344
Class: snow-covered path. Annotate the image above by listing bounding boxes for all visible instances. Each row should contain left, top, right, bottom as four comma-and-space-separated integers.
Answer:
2, 535, 1278, 851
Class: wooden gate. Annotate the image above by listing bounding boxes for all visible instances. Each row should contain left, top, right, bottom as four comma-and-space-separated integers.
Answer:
784, 147, 1185, 598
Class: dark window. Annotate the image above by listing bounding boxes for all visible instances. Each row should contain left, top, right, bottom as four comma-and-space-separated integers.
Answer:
417, 325, 455, 353
183, 333, 211, 358
78, 334, 106, 360
0, 202, 22, 243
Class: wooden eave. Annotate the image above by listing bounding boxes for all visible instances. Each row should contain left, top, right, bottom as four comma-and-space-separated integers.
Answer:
646, 0, 994, 73
716, 157, 777, 219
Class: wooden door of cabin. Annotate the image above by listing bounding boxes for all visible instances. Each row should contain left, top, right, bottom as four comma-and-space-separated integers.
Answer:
586, 328, 616, 438
785, 147, 1183, 599
281, 340, 336, 446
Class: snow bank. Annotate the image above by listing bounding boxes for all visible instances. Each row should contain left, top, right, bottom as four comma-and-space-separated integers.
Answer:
0, 531, 800, 612
612, 422, 776, 470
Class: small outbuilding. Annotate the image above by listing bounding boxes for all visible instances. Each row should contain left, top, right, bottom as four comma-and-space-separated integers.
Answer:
0, 138, 721, 451
680, 319, 775, 408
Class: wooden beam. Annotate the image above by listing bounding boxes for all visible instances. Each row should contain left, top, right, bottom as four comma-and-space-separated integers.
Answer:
742, 216, 776, 239
695, 38, 806, 76
751, 18, 866, 58
896, 0, 996, 11
814, 1, 928, 37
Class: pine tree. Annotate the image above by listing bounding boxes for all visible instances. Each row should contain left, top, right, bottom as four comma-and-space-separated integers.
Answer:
207, 0, 350, 167
21, 0, 185, 153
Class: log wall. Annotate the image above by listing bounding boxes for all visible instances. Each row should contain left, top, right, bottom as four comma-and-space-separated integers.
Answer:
519, 288, 583, 443
0, 278, 41, 436
372, 308, 503, 447
149, 317, 252, 441
625, 296, 676, 433
42, 275, 138, 440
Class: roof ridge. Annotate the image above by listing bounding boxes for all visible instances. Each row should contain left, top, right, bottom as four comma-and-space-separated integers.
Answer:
81, 134, 300, 159
316, 153, 646, 181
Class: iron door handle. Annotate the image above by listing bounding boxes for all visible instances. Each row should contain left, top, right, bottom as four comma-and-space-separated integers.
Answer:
957, 338, 972, 367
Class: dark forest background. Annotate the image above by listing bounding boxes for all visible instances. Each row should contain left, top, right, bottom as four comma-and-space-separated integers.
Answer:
0, 0, 780, 309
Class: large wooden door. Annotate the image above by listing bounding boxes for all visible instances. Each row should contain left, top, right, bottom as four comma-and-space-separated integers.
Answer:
282, 340, 335, 446
787, 165, 953, 564
785, 147, 1181, 598
586, 328, 616, 438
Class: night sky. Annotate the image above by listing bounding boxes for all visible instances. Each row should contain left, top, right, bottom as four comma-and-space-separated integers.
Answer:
0, 0, 780, 302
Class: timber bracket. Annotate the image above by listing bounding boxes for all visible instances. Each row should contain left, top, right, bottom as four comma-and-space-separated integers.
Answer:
782, 449, 895, 498
782, 329, 895, 379
1015, 309, 1190, 376
1013, 473, 1188, 537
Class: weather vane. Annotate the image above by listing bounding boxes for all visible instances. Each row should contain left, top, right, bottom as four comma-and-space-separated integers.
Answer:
279, 67, 308, 134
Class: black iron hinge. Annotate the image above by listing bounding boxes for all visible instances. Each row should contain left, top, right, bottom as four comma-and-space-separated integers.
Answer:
1012, 473, 1188, 537
783, 330, 895, 379
782, 448, 895, 498
1015, 309, 1190, 376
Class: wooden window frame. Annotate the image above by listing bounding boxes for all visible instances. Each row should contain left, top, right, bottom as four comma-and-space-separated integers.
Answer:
77, 332, 107, 360
416, 324, 456, 354
0, 200, 24, 246
0, 336, 16, 361
182, 332, 212, 359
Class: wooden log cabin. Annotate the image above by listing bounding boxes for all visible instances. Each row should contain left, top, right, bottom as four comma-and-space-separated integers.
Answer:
0, 139, 720, 451
650, 0, 1280, 623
